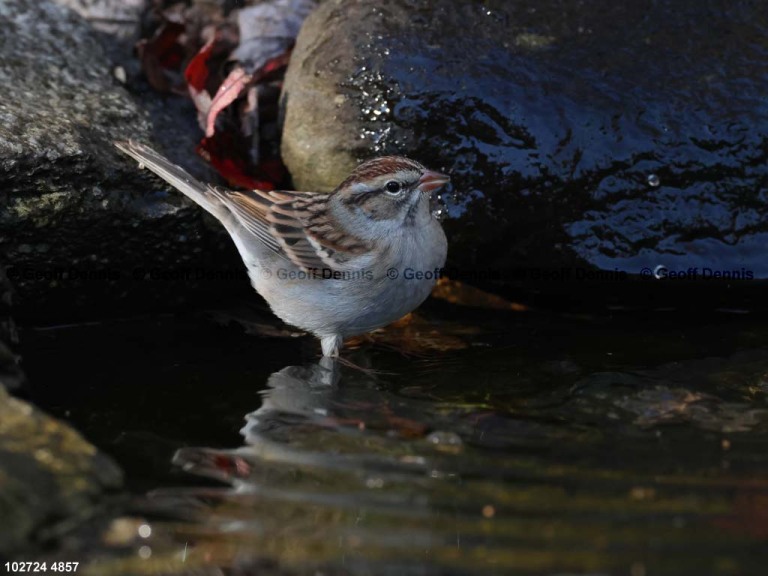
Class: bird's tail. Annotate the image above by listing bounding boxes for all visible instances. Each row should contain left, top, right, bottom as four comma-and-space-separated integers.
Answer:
115, 140, 228, 221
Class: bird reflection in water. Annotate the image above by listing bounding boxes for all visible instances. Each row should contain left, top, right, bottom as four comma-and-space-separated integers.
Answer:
174, 357, 441, 485
164, 357, 471, 574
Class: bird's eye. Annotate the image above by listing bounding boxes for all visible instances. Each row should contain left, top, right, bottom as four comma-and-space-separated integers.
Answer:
384, 180, 402, 195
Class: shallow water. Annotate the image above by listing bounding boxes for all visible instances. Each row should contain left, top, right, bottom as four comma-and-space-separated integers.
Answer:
19, 302, 768, 575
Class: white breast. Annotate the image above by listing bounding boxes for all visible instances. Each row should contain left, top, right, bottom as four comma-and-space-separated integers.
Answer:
249, 215, 447, 340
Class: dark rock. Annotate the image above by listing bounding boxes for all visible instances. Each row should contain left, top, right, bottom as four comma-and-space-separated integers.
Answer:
0, 0, 249, 322
281, 0, 768, 308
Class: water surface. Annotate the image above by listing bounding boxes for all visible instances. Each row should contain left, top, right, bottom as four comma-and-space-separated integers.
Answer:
20, 302, 768, 574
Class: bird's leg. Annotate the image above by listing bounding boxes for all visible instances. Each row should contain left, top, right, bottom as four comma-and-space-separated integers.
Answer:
320, 334, 343, 358
319, 334, 390, 377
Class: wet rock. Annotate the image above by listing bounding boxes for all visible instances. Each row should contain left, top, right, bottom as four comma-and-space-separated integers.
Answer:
0, 384, 123, 557
281, 0, 768, 308
567, 350, 768, 434
0, 0, 247, 321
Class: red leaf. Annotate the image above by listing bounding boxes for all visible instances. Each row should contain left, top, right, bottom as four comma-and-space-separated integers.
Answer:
146, 21, 186, 69
184, 36, 216, 92
197, 137, 276, 191
204, 66, 252, 138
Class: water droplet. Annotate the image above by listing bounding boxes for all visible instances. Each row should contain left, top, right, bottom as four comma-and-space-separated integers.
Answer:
647, 174, 660, 187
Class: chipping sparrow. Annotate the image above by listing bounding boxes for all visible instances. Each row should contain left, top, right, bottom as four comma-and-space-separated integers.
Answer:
115, 141, 450, 357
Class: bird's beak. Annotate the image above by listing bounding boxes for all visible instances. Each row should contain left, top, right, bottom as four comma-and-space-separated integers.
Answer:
417, 170, 450, 194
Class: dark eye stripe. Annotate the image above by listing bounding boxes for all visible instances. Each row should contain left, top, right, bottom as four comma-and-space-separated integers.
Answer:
342, 189, 376, 206
340, 177, 420, 207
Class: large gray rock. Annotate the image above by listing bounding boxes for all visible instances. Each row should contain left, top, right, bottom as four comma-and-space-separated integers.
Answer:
0, 0, 247, 321
281, 0, 768, 307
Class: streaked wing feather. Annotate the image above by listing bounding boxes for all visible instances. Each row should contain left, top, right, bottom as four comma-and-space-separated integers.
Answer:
214, 188, 367, 272
209, 186, 283, 255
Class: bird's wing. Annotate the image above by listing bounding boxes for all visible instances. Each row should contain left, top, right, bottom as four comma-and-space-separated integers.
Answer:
216, 187, 370, 271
